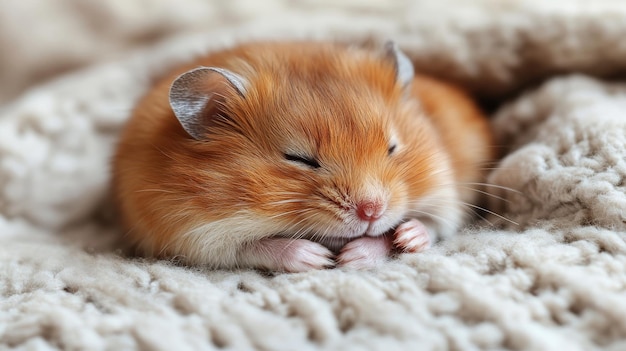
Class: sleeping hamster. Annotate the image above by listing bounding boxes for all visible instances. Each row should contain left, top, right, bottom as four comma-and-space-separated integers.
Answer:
112, 41, 494, 272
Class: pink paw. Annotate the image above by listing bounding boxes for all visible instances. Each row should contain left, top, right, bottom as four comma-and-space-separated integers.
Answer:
283, 239, 335, 272
337, 236, 392, 269
393, 219, 431, 253
250, 238, 335, 273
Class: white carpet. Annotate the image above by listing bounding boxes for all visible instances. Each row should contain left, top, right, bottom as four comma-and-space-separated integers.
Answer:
1, 1, 626, 350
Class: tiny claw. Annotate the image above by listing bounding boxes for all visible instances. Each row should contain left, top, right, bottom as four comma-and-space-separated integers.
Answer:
337, 235, 392, 269
242, 238, 335, 272
393, 219, 431, 253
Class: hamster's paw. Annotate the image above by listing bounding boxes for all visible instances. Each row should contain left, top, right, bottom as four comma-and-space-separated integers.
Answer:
393, 219, 431, 253
282, 239, 336, 272
247, 238, 335, 273
337, 236, 392, 269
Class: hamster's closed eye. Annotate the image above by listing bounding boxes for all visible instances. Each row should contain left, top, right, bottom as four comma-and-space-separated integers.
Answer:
112, 40, 495, 272
284, 153, 321, 169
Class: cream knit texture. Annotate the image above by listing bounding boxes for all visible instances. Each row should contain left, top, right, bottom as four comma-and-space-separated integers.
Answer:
1, 1, 625, 350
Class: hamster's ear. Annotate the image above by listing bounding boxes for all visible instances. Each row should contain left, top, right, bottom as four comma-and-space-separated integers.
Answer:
383, 41, 414, 88
169, 67, 247, 140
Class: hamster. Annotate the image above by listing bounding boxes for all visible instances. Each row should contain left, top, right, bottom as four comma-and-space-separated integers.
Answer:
112, 41, 495, 272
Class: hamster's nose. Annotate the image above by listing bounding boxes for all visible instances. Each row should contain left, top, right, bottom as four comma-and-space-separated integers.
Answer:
356, 200, 385, 222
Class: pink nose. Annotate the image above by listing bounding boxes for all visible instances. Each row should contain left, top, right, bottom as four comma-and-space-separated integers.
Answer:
356, 200, 385, 221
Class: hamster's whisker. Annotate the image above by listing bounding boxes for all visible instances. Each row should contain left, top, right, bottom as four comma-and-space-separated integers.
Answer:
405, 200, 490, 226
282, 230, 307, 249
411, 209, 464, 230
420, 199, 518, 226
404, 202, 472, 221
405, 208, 458, 228
277, 212, 321, 238
267, 214, 321, 254
456, 182, 522, 194
267, 199, 310, 205
279, 222, 320, 252
279, 216, 314, 235
471, 212, 495, 227
478, 159, 506, 166
409, 200, 472, 214
477, 167, 523, 172
263, 191, 311, 197
456, 186, 511, 203
309, 223, 335, 246
265, 208, 314, 220
460, 202, 518, 225
426, 181, 521, 196
446, 202, 519, 225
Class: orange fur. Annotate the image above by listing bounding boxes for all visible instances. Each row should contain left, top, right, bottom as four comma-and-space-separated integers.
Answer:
410, 75, 496, 203
112, 41, 495, 269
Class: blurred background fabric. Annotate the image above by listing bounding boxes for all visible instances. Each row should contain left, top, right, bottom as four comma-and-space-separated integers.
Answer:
0, 0, 429, 104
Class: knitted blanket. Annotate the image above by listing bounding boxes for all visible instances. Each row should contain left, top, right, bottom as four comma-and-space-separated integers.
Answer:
2, 1, 626, 350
